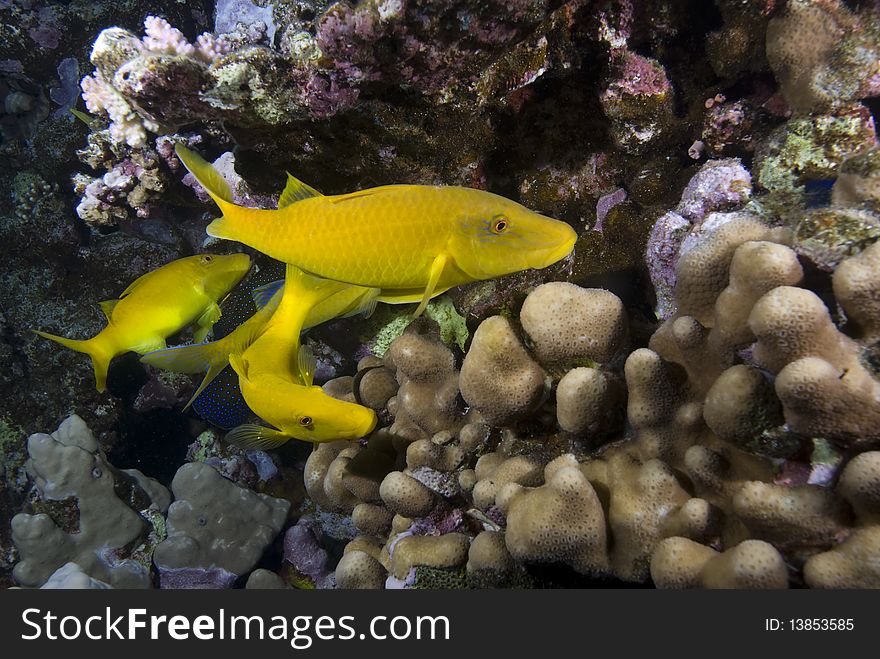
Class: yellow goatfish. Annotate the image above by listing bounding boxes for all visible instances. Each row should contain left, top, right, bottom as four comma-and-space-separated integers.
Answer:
34, 253, 250, 392
141, 276, 379, 409
176, 145, 577, 317
226, 265, 378, 449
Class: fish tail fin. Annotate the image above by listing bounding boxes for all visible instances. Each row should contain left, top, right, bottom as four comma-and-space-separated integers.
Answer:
183, 362, 227, 411
284, 263, 347, 309
175, 144, 262, 242
33, 330, 113, 393
140, 340, 226, 374
140, 341, 230, 410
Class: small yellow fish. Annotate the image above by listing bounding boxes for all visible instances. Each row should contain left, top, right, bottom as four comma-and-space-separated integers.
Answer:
35, 253, 250, 392
226, 264, 378, 448
141, 276, 379, 409
176, 145, 577, 316
140, 281, 285, 409
227, 356, 378, 448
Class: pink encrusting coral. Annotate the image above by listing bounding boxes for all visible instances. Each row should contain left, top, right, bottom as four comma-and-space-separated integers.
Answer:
79, 17, 230, 148
599, 50, 676, 154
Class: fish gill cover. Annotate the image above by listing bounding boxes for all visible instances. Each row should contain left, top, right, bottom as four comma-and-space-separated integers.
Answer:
0, 0, 879, 590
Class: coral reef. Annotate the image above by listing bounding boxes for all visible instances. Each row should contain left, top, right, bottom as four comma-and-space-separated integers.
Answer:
154, 461, 289, 588
11, 415, 169, 588
3, 0, 880, 591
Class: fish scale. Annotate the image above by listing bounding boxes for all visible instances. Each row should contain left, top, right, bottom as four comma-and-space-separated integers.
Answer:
278, 188, 455, 288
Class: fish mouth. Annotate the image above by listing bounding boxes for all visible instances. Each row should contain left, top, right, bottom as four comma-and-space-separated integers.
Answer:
351, 410, 378, 438
225, 253, 252, 274
533, 221, 577, 268
363, 411, 378, 436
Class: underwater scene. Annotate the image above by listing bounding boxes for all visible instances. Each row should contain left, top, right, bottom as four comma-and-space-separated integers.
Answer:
1, 0, 879, 590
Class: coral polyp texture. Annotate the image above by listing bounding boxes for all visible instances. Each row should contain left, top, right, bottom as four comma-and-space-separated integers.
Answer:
3, 0, 880, 591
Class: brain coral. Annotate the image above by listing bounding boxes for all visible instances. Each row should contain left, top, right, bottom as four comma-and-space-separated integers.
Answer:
837, 452, 880, 524
386, 319, 464, 437
460, 316, 548, 426
803, 527, 880, 588
12, 415, 169, 588
651, 537, 789, 589
153, 462, 290, 587
674, 214, 781, 326
499, 455, 609, 575
833, 240, 880, 342
519, 282, 628, 370
556, 367, 624, 437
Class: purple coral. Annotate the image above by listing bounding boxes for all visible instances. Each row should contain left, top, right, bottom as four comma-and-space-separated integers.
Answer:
81, 17, 229, 148
316, 0, 549, 99
645, 210, 690, 319
215, 0, 278, 47
27, 7, 60, 49
595, 187, 627, 232
283, 518, 334, 589
676, 158, 752, 222
142, 15, 197, 57
701, 99, 758, 156
645, 158, 753, 319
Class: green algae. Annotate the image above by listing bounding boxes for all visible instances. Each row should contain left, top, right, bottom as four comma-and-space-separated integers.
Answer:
361, 295, 469, 357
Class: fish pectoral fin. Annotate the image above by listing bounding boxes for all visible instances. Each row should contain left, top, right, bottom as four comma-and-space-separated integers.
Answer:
413, 253, 447, 318
225, 424, 290, 451
192, 326, 211, 344
98, 299, 119, 321
297, 345, 317, 387
131, 336, 167, 355
279, 173, 323, 208
193, 303, 222, 343
358, 291, 380, 319
251, 279, 284, 310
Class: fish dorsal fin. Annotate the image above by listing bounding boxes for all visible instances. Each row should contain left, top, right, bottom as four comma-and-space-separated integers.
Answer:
328, 188, 381, 204
98, 299, 119, 320
175, 145, 234, 205
119, 270, 153, 298
297, 344, 316, 387
278, 173, 322, 208
251, 279, 284, 310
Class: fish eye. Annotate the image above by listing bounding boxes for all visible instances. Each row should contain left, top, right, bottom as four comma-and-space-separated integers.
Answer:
491, 215, 510, 234
298, 415, 313, 426
202, 255, 213, 263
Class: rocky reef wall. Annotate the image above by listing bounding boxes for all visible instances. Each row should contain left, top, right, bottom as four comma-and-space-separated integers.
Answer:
2, 0, 880, 588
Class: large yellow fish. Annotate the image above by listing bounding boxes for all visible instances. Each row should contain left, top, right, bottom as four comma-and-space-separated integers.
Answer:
225, 264, 378, 449
35, 253, 250, 392
176, 145, 577, 316
141, 276, 380, 409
